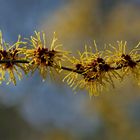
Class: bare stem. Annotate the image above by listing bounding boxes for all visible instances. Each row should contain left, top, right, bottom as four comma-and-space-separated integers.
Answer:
0, 60, 29, 63
0, 59, 140, 74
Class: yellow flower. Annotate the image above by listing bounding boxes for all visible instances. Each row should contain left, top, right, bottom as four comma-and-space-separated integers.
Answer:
0, 32, 27, 85
25, 31, 68, 81
106, 41, 140, 85
63, 42, 121, 96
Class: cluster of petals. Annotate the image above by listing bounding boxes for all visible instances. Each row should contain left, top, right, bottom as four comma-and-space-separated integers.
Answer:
0, 31, 67, 85
63, 41, 140, 96
0, 31, 140, 96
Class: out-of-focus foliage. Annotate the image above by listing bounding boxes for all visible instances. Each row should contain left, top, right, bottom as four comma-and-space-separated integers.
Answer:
0, 105, 43, 140
42, 129, 77, 140
104, 3, 140, 42
42, 0, 140, 47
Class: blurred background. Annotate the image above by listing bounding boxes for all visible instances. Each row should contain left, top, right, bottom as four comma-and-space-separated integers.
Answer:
0, 0, 140, 140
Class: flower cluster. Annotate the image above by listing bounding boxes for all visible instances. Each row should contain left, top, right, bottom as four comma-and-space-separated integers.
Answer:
0, 32, 27, 85
106, 41, 140, 84
25, 31, 68, 81
63, 42, 122, 96
63, 41, 140, 96
0, 31, 140, 96
0, 31, 68, 84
